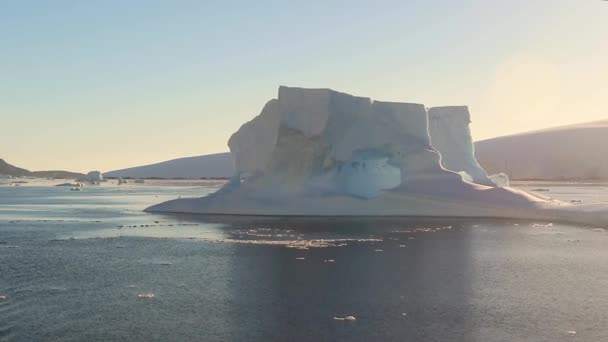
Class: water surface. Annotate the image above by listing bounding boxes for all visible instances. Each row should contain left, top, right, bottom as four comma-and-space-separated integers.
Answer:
1, 181, 608, 341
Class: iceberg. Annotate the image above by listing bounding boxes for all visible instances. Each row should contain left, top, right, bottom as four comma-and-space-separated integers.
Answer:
83, 171, 104, 182
146, 86, 608, 226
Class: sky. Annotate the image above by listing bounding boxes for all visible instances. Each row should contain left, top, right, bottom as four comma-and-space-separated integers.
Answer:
0, 0, 606, 172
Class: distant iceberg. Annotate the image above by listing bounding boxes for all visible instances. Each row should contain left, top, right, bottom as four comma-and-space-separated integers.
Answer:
147, 86, 608, 226
83, 171, 104, 182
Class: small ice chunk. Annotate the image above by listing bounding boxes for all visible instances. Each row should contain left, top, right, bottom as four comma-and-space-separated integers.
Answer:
565, 330, 576, 335
593, 228, 605, 232
137, 293, 155, 298
0, 295, 6, 300
333, 317, 345, 321
295, 257, 305, 260
374, 249, 383, 252
344, 316, 356, 321
545, 223, 553, 227
489, 173, 510, 187
399, 244, 406, 248
458, 171, 473, 183
401, 312, 407, 316
324, 259, 335, 263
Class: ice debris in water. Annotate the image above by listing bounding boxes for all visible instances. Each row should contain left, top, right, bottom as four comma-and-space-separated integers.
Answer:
295, 257, 305, 260
401, 313, 407, 316
565, 330, 576, 335
345, 316, 356, 321
374, 249, 384, 252
399, 244, 406, 248
137, 293, 155, 299
333, 317, 345, 321
323, 259, 335, 263
593, 228, 605, 232
0, 295, 6, 300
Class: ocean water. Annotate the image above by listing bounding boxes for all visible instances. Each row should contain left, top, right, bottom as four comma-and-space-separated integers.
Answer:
1, 180, 608, 341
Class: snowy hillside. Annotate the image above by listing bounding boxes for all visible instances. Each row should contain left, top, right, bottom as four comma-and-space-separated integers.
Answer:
105, 153, 234, 179
475, 120, 608, 180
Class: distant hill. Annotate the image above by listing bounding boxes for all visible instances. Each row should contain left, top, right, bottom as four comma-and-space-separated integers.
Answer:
105, 153, 234, 179
0, 159, 30, 177
0, 159, 85, 179
475, 120, 608, 180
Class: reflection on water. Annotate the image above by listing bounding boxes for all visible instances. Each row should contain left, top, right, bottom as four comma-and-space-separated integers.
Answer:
1, 182, 608, 341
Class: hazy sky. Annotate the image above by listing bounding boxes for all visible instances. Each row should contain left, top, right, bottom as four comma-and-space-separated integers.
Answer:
1, 0, 606, 172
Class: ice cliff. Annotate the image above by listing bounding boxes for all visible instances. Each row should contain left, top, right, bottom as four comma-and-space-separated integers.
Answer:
146, 86, 608, 226
428, 106, 494, 186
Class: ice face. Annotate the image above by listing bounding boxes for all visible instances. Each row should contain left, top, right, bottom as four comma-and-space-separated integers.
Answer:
228, 86, 459, 196
428, 106, 494, 186
335, 153, 402, 199
228, 99, 280, 177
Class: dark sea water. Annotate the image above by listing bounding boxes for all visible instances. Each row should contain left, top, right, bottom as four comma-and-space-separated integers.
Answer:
1, 181, 608, 341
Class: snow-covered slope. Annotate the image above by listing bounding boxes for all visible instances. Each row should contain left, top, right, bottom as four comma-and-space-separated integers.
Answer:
475, 120, 608, 180
146, 86, 608, 226
105, 153, 234, 179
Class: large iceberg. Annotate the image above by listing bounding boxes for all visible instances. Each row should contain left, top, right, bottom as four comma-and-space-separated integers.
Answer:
147, 86, 608, 226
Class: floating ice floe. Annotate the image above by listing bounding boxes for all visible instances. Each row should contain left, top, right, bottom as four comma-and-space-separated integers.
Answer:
295, 257, 305, 260
137, 293, 155, 298
0, 295, 6, 300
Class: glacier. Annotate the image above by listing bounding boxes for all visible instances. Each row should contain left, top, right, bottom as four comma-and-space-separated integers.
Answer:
146, 86, 608, 226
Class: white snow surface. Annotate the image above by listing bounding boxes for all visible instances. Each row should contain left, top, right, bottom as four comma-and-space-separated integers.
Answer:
147, 86, 608, 226
475, 120, 608, 180
105, 153, 234, 179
